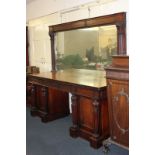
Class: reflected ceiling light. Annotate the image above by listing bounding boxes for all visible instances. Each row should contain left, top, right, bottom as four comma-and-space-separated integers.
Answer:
80, 27, 99, 31
100, 25, 116, 31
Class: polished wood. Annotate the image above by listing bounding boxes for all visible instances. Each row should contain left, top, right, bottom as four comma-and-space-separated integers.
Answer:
27, 82, 69, 123
49, 20, 86, 32
27, 69, 109, 149
49, 12, 126, 70
26, 27, 29, 66
105, 55, 129, 147
36, 85, 48, 117
49, 32, 56, 71
49, 12, 126, 32
112, 55, 129, 68
116, 23, 126, 54
28, 69, 106, 88
26, 82, 36, 108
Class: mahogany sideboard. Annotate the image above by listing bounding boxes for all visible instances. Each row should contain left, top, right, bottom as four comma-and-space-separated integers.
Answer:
105, 55, 129, 148
27, 69, 109, 149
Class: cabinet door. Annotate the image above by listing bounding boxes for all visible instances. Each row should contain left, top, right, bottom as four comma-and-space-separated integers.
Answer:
79, 97, 94, 132
36, 85, 48, 113
31, 85, 36, 109
26, 83, 36, 109
26, 83, 31, 107
107, 79, 129, 147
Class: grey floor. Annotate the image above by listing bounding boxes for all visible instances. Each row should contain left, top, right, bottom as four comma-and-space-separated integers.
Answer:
26, 108, 129, 155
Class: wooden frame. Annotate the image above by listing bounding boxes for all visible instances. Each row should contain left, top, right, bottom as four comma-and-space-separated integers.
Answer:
49, 12, 126, 71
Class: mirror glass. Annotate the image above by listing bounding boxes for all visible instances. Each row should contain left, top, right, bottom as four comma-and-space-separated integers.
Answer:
55, 25, 117, 70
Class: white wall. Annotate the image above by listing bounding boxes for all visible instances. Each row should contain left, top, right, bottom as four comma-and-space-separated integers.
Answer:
28, 25, 52, 72
27, 0, 128, 21
27, 0, 97, 20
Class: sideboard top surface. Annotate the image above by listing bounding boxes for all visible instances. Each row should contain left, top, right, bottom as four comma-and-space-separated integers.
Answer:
28, 69, 107, 88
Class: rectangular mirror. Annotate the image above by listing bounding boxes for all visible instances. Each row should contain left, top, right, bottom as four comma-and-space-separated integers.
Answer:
49, 12, 126, 71
55, 25, 117, 70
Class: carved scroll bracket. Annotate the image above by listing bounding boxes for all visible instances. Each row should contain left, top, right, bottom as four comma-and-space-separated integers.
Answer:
31, 85, 35, 94
41, 87, 47, 97
92, 99, 100, 137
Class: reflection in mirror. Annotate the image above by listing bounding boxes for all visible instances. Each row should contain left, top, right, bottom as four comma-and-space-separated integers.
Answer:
55, 25, 117, 70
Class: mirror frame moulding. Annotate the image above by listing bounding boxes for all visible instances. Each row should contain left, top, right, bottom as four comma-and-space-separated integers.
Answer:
49, 12, 126, 71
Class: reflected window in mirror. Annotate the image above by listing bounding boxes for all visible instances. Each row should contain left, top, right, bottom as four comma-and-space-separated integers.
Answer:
55, 25, 117, 70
